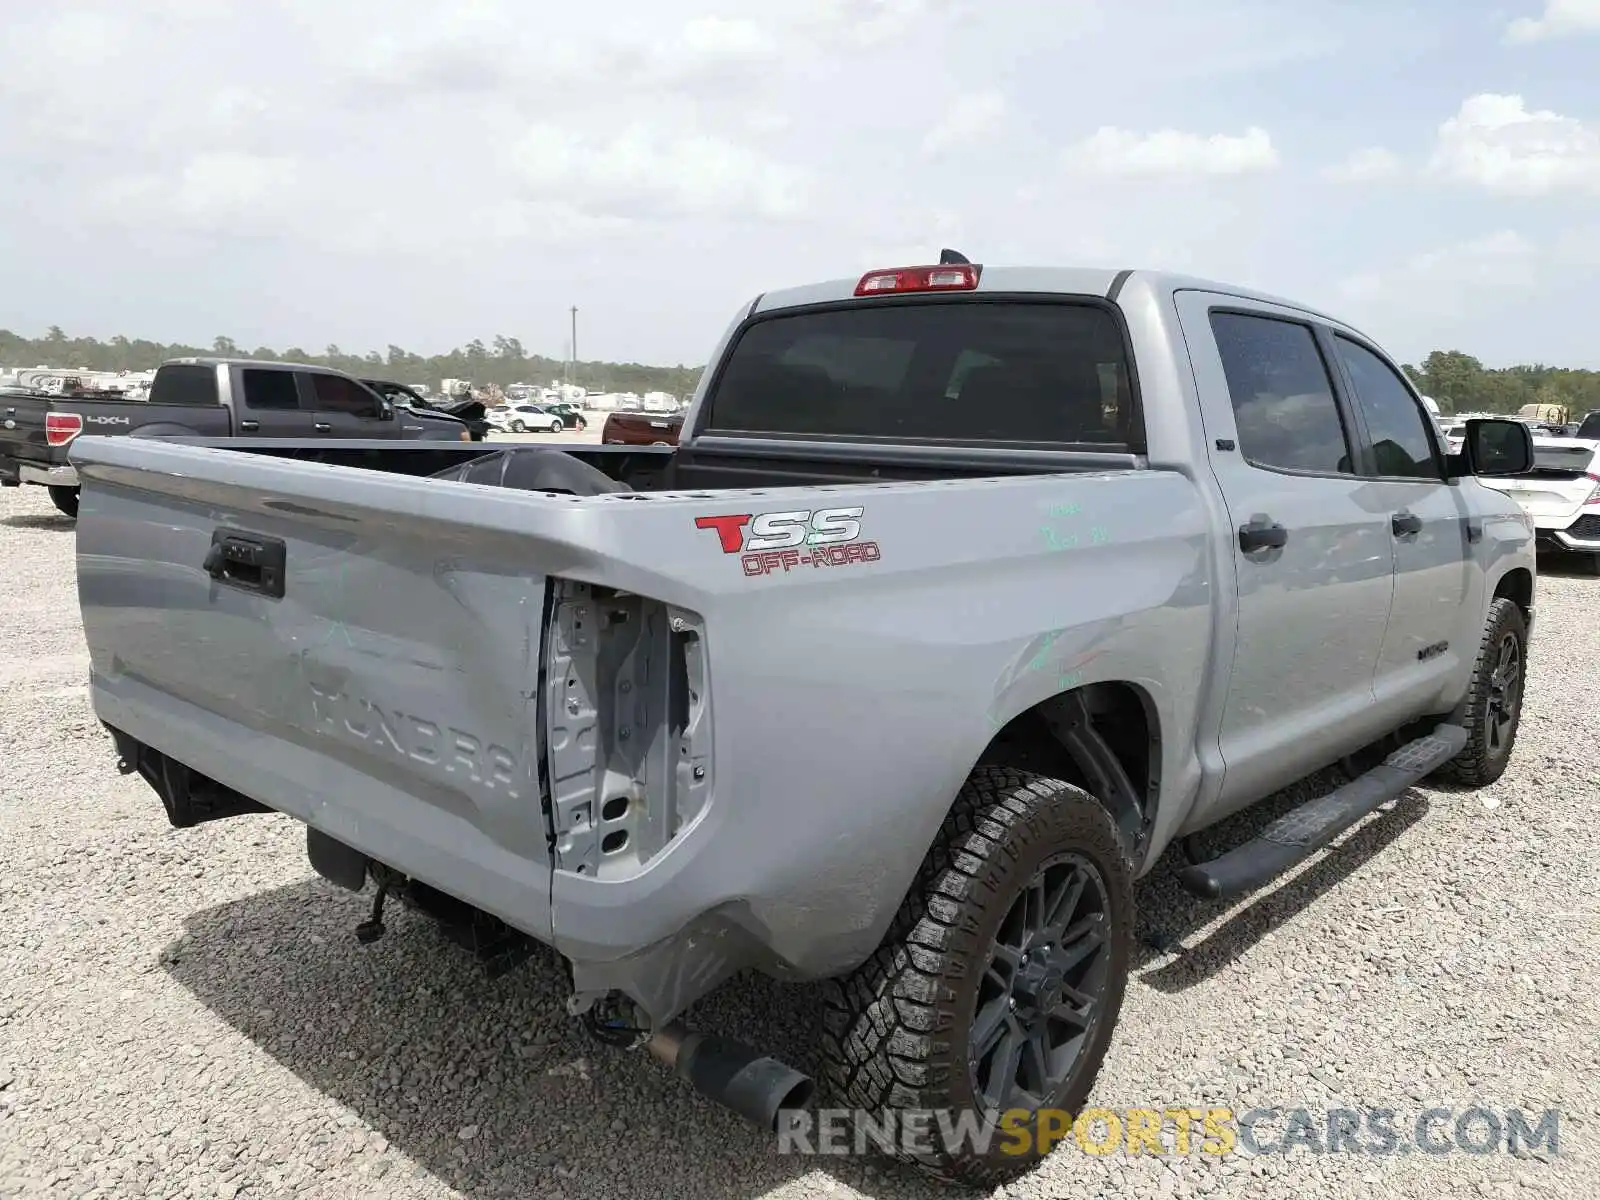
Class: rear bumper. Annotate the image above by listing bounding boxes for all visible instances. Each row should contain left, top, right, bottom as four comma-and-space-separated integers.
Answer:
18, 461, 79, 488
1536, 513, 1600, 553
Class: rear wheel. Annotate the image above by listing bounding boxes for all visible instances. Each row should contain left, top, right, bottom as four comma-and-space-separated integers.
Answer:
47, 486, 79, 518
510, 420, 526, 433
1437, 597, 1527, 787
819, 766, 1134, 1188
549, 419, 563, 434
576, 417, 587, 431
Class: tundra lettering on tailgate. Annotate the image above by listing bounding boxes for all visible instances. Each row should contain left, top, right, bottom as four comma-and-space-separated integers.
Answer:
694, 506, 882, 577
306, 679, 522, 797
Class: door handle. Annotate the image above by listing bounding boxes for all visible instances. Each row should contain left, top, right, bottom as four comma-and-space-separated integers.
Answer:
238, 419, 259, 432
313, 422, 332, 432
1238, 520, 1288, 554
1392, 512, 1423, 537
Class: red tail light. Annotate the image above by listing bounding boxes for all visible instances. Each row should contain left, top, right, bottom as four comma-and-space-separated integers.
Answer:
854, 263, 981, 296
45, 412, 82, 447
1584, 472, 1600, 505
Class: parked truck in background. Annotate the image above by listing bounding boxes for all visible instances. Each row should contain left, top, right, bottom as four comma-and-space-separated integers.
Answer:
67, 259, 1536, 1184
600, 408, 684, 445
1, 358, 471, 516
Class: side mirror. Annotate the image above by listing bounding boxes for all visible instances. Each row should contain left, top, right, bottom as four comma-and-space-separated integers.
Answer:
1460, 418, 1533, 477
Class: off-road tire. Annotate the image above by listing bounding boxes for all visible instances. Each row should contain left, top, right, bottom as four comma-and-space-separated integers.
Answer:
1437, 597, 1528, 787
819, 766, 1135, 1188
47, 486, 79, 518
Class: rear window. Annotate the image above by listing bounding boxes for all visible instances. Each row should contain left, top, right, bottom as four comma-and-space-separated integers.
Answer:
148, 364, 219, 407
1528, 442, 1597, 476
703, 301, 1139, 447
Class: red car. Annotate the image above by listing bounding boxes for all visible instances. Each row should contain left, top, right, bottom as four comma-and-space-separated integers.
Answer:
600, 409, 684, 445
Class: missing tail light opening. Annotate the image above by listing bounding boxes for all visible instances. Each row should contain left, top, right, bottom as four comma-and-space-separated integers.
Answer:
544, 583, 713, 880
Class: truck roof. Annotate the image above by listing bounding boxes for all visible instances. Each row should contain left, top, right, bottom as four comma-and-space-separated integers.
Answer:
162, 356, 350, 374
751, 266, 1348, 328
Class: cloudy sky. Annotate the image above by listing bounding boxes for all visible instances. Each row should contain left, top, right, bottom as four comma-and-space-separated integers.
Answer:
3, 0, 1599, 369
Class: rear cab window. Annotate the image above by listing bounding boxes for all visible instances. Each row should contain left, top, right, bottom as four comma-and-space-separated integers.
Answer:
148, 365, 220, 407
702, 300, 1141, 448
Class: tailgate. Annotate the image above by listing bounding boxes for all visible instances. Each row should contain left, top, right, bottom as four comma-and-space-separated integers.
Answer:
0, 395, 54, 464
72, 438, 593, 941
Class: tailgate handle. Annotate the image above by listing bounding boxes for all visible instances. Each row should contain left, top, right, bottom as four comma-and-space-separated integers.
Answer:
203, 530, 287, 598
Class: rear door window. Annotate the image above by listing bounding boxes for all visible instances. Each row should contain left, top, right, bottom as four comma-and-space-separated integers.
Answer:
1209, 312, 1354, 476
240, 368, 304, 410
703, 301, 1139, 447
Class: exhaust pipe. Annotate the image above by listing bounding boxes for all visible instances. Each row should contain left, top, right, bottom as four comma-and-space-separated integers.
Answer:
647, 1022, 815, 1131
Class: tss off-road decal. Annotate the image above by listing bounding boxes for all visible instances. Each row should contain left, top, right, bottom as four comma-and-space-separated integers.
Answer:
694, 507, 882, 576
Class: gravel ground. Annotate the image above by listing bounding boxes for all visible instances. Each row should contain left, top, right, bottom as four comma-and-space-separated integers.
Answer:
1, 480, 1597, 1200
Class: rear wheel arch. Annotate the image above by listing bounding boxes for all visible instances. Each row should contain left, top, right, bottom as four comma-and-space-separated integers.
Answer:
978, 681, 1161, 858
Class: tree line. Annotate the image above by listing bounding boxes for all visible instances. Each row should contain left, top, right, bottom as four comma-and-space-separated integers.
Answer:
1402, 351, 1600, 417
4, 327, 1599, 417
0, 327, 704, 398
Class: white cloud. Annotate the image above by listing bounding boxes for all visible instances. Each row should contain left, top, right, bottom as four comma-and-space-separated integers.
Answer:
1335, 231, 1547, 328
97, 154, 302, 237
795, 0, 965, 49
921, 91, 1007, 155
514, 124, 811, 221
1322, 146, 1403, 183
1429, 93, 1600, 195
676, 16, 778, 64
1505, 0, 1600, 42
2, 0, 1598, 371
1066, 125, 1279, 177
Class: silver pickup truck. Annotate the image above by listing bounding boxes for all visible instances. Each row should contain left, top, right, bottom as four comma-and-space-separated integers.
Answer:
69, 258, 1537, 1184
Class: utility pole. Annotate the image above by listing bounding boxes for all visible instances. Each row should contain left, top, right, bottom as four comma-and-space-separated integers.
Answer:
569, 306, 578, 394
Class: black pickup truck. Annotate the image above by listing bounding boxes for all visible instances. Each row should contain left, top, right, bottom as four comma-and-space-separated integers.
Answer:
1, 357, 471, 516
